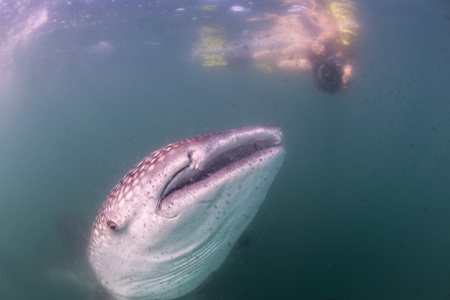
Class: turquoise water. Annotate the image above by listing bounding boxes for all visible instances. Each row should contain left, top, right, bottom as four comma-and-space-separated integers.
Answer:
1, 0, 450, 299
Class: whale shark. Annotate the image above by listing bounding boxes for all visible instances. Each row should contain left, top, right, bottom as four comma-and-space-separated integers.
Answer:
88, 125, 285, 300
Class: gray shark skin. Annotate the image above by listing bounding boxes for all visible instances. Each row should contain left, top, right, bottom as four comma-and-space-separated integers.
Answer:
88, 125, 286, 300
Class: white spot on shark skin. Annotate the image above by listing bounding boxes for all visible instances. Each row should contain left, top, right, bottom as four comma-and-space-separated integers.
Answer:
88, 125, 285, 300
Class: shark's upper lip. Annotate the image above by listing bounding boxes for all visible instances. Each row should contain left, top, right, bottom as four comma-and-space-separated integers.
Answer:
158, 126, 283, 209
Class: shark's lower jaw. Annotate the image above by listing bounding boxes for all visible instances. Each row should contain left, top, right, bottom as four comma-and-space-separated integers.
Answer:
88, 125, 285, 300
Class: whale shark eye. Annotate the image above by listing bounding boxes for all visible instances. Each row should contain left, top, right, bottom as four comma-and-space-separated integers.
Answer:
107, 220, 119, 231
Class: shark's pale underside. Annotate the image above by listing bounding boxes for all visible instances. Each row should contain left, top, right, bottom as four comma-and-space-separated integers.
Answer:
88, 125, 286, 300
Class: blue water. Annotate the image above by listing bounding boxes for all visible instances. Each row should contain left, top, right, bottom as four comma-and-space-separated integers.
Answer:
1, 0, 450, 299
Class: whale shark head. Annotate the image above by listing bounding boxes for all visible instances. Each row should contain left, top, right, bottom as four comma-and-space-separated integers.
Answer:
88, 125, 285, 300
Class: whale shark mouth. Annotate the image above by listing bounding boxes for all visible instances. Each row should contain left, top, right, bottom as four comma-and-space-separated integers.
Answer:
159, 136, 281, 208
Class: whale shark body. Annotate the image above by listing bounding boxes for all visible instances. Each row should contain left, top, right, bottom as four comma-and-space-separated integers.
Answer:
88, 125, 286, 300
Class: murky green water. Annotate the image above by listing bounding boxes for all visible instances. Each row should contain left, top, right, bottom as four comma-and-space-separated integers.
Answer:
1, 0, 450, 299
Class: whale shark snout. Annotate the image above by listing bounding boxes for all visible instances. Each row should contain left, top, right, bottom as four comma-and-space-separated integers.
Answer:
88, 125, 286, 300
